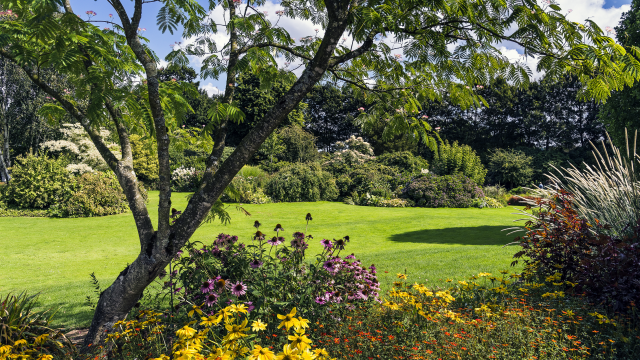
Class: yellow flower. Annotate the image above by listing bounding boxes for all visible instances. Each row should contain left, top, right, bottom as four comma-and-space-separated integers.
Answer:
201, 315, 222, 327
206, 348, 232, 360
230, 304, 248, 314
0, 345, 12, 355
277, 308, 300, 331
300, 349, 315, 360
382, 300, 400, 310
37, 355, 54, 360
152, 355, 170, 360
34, 333, 49, 346
176, 325, 197, 339
313, 348, 330, 358
288, 331, 312, 351
478, 272, 492, 277
224, 318, 250, 342
13, 339, 28, 347
396, 273, 407, 280
188, 305, 203, 317
252, 319, 267, 332
295, 317, 310, 331
250, 345, 276, 360
275, 344, 300, 360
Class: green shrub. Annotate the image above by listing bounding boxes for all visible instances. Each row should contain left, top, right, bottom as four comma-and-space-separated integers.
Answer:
487, 148, 534, 188
222, 166, 272, 204
402, 174, 484, 208
265, 163, 338, 202
471, 196, 504, 208
431, 141, 486, 185
50, 172, 129, 217
335, 163, 407, 199
3, 153, 75, 209
276, 125, 318, 163
374, 151, 428, 174
130, 134, 159, 187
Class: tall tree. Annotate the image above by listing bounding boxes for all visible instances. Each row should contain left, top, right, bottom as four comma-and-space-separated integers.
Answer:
304, 84, 363, 151
599, 0, 640, 146
0, 0, 637, 349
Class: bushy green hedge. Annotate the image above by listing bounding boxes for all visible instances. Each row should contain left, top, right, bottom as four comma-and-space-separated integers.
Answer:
402, 174, 484, 208
431, 141, 487, 185
335, 163, 409, 199
487, 148, 534, 188
2, 153, 75, 209
265, 163, 338, 202
50, 172, 130, 217
374, 151, 428, 174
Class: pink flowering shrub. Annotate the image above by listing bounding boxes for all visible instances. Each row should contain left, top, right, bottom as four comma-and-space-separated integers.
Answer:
167, 217, 380, 322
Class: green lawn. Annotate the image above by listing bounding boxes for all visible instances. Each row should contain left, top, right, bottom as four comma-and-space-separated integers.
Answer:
0, 192, 525, 328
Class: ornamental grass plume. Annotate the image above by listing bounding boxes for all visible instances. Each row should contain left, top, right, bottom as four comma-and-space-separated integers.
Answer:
543, 129, 640, 238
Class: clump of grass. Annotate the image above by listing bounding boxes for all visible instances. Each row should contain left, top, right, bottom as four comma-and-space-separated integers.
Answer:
547, 130, 640, 238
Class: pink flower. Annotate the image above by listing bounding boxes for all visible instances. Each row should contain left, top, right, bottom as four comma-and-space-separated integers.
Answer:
421, 115, 428, 119
567, 9, 573, 13
86, 10, 96, 17
263, 11, 268, 15
435, 127, 441, 131
229, 281, 247, 297
104, 27, 110, 30
358, 107, 365, 111
109, 14, 113, 18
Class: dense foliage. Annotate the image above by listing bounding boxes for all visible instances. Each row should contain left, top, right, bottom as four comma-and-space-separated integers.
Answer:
514, 191, 640, 312
431, 141, 487, 185
486, 148, 534, 188
2, 153, 74, 209
403, 174, 484, 208
266, 163, 338, 202
50, 172, 130, 218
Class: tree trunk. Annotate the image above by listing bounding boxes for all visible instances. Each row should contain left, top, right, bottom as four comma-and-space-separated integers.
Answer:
81, 0, 353, 349
0, 151, 9, 182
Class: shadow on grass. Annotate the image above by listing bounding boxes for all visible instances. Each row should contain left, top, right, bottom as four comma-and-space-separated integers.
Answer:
390, 226, 519, 246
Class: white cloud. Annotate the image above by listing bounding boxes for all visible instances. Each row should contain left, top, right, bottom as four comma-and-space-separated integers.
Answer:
200, 82, 221, 96
556, 0, 629, 33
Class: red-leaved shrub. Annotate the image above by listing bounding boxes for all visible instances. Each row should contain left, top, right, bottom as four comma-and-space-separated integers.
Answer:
513, 190, 640, 311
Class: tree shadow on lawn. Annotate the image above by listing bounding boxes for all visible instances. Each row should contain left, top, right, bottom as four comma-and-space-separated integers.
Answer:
390, 226, 520, 246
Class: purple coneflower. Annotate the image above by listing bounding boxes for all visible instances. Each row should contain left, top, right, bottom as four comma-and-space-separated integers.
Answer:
321, 239, 333, 250
274, 224, 284, 232
293, 231, 305, 240
205, 293, 218, 307
229, 281, 247, 297
267, 236, 283, 246
200, 279, 214, 293
250, 259, 263, 269
345, 253, 356, 260
315, 297, 326, 305
323, 260, 337, 273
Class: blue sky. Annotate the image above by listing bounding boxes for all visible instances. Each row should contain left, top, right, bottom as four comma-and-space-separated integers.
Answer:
69, 0, 634, 94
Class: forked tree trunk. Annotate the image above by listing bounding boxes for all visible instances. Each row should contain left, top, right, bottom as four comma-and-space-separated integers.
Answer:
81, 0, 354, 350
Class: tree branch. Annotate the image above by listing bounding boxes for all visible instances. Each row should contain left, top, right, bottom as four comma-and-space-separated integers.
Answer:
237, 42, 313, 61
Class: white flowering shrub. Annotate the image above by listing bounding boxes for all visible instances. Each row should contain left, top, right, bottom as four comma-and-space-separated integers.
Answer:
41, 123, 120, 172
323, 136, 376, 175
171, 166, 201, 192
65, 163, 94, 175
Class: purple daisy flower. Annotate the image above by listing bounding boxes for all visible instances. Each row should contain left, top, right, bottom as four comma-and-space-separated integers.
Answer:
229, 281, 247, 297
293, 231, 305, 240
200, 279, 214, 293
250, 259, 263, 269
267, 237, 283, 246
345, 253, 356, 260
323, 260, 337, 273
321, 239, 333, 249
205, 293, 218, 307
315, 297, 326, 305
